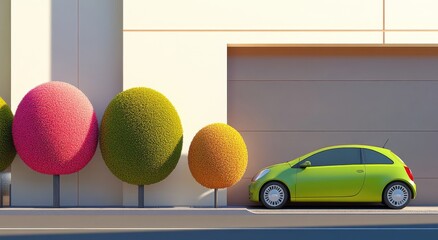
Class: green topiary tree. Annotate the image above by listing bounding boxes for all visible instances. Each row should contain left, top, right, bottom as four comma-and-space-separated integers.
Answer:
0, 97, 16, 172
100, 87, 183, 207
188, 123, 248, 207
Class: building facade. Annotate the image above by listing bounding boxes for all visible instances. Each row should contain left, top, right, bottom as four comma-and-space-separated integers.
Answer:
1, 0, 438, 206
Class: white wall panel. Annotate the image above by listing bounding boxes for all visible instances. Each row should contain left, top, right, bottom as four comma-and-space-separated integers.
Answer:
386, 0, 438, 30
11, 0, 79, 207
124, 0, 382, 30
77, 0, 123, 206
11, 157, 78, 207
51, 0, 78, 86
11, 0, 51, 112
79, 150, 122, 206
11, 0, 123, 207
124, 32, 228, 206
11, 158, 52, 206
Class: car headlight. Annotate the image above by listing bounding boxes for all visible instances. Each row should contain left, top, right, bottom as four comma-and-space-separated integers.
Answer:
252, 169, 270, 182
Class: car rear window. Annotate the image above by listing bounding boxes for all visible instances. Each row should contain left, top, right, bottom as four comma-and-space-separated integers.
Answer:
363, 149, 394, 164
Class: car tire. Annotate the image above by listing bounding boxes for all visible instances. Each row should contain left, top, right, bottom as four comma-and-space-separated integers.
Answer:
383, 182, 411, 209
260, 182, 289, 209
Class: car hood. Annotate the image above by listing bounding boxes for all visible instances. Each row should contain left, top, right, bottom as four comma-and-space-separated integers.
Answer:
267, 162, 292, 171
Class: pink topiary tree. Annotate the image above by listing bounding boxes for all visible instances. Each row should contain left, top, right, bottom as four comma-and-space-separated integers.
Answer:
12, 81, 98, 207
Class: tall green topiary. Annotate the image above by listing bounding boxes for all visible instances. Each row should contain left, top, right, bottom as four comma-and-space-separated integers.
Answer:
100, 87, 183, 207
0, 97, 16, 172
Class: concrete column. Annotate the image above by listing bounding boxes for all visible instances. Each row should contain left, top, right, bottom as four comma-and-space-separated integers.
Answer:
0, 0, 11, 104
10, 0, 123, 207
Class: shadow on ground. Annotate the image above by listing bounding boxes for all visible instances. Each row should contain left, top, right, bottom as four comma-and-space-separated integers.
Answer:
248, 202, 388, 210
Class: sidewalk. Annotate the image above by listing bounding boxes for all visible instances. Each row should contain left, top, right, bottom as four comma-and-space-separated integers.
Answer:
0, 207, 438, 229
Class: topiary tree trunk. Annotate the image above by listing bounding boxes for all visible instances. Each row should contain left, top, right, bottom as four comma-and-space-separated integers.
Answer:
53, 175, 60, 207
214, 188, 218, 208
138, 185, 144, 208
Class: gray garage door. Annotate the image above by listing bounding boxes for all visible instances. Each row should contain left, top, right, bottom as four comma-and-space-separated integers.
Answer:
227, 47, 438, 206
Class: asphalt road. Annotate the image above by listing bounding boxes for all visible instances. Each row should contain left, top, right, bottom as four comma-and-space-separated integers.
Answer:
0, 207, 437, 239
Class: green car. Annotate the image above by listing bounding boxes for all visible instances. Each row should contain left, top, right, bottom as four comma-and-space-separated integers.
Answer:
249, 145, 416, 209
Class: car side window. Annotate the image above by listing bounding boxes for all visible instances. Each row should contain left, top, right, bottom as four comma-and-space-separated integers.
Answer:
302, 148, 362, 167
363, 149, 394, 164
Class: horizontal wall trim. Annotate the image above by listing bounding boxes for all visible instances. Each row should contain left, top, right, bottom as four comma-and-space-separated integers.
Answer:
124, 29, 382, 32
124, 29, 438, 32
228, 44, 438, 47
388, 31, 438, 33
228, 80, 438, 82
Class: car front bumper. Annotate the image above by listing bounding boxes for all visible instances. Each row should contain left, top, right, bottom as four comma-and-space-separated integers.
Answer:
249, 181, 261, 202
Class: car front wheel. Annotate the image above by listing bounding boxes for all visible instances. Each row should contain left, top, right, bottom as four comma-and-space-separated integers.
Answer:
260, 182, 289, 209
383, 182, 411, 209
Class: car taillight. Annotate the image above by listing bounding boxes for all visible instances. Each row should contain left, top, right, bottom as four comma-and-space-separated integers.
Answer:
404, 166, 414, 181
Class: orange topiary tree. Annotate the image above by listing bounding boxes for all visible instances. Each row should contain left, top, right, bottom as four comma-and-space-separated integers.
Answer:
188, 123, 248, 207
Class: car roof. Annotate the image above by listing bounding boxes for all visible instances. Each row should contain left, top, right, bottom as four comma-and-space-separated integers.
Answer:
318, 144, 390, 152
314, 145, 394, 156
288, 144, 396, 164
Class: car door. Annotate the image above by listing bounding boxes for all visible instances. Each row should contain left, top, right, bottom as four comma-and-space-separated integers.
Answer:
295, 148, 365, 198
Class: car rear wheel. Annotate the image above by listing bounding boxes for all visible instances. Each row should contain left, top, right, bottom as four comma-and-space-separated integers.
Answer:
383, 182, 411, 209
260, 182, 289, 209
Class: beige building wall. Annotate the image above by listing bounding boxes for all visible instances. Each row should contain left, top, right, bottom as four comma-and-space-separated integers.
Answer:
7, 0, 438, 207
0, 0, 11, 104
123, 0, 382, 206
124, 0, 438, 206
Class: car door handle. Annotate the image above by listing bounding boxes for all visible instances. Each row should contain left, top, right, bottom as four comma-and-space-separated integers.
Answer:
356, 170, 364, 173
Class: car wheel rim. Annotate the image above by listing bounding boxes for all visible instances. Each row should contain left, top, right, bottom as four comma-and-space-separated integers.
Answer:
387, 184, 409, 207
264, 184, 285, 207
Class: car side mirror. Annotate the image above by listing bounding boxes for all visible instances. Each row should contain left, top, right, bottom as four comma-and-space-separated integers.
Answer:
300, 161, 312, 168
